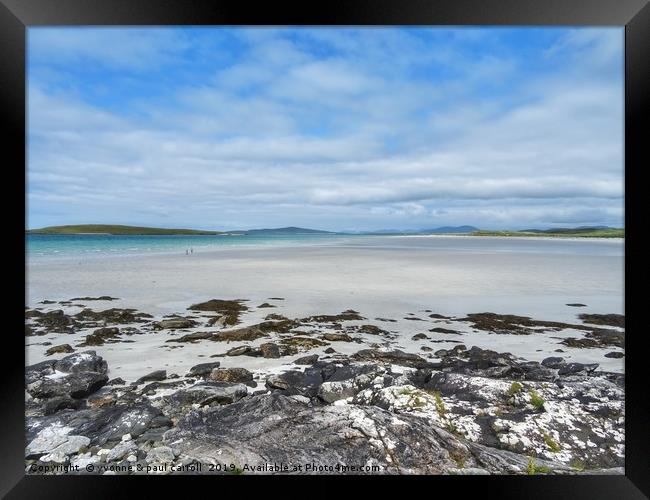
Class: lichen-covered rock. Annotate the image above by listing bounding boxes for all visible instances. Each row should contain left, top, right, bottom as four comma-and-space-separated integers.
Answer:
279, 337, 329, 350
321, 333, 353, 342
188, 299, 248, 326
355, 369, 625, 469
31, 310, 77, 333
318, 364, 390, 403
78, 327, 121, 347
26, 422, 90, 460
225, 345, 258, 356
161, 382, 248, 418
105, 439, 137, 462
301, 310, 365, 323
74, 308, 152, 325
166, 331, 214, 343
162, 393, 573, 475
146, 446, 176, 464
210, 368, 254, 386
357, 324, 389, 335
26, 401, 169, 448
154, 319, 198, 330
259, 342, 296, 358
24, 301, 626, 476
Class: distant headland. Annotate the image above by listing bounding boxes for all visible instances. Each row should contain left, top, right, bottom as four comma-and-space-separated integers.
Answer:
26, 224, 335, 236
26, 224, 623, 238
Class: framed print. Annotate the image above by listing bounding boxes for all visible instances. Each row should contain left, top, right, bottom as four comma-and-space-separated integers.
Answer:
1, 0, 648, 497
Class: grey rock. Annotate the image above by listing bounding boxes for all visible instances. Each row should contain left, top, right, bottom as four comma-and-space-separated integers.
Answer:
294, 354, 319, 365
557, 363, 599, 376
162, 393, 458, 473
225, 346, 254, 356
146, 446, 175, 464
265, 370, 324, 398
45, 344, 75, 356
446, 467, 490, 475
136, 370, 167, 384
542, 357, 566, 368
26, 402, 168, 447
53, 351, 109, 375
25, 360, 57, 384
106, 440, 137, 461
162, 393, 572, 475
187, 362, 220, 378
353, 349, 435, 369
162, 382, 248, 415
27, 427, 90, 458
43, 396, 86, 415
27, 371, 108, 400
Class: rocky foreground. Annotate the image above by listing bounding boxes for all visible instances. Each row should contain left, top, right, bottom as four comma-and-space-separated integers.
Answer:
25, 298, 625, 475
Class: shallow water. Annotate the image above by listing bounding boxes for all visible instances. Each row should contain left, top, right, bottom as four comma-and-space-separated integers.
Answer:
26, 232, 357, 260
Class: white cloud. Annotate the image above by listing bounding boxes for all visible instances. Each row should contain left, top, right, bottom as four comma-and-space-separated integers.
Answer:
27, 27, 624, 231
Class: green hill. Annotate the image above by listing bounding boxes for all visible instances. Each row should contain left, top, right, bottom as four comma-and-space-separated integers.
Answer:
27, 225, 223, 235
472, 227, 624, 238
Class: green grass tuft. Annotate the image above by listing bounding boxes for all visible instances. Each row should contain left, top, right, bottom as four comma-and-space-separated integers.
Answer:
506, 382, 523, 397
569, 459, 586, 471
433, 391, 447, 418
526, 457, 536, 475
542, 432, 562, 453
526, 456, 552, 474
529, 389, 545, 410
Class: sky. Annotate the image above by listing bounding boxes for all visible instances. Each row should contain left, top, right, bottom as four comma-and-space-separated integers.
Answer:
27, 27, 624, 231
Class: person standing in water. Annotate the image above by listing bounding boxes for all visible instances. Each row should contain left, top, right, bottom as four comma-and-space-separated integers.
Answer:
190, 247, 193, 254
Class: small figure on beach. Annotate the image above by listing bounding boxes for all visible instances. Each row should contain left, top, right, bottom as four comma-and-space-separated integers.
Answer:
185, 249, 189, 255
190, 247, 193, 254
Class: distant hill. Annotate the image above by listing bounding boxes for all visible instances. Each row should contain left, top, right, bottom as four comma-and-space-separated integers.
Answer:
473, 227, 623, 238
27, 225, 336, 236
418, 225, 479, 234
28, 225, 223, 235
353, 226, 478, 235
520, 226, 613, 234
241, 226, 334, 235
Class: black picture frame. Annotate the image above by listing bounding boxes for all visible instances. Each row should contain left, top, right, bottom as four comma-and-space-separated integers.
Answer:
2, 0, 648, 497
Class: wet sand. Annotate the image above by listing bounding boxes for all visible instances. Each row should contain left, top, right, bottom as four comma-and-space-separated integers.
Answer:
26, 236, 625, 378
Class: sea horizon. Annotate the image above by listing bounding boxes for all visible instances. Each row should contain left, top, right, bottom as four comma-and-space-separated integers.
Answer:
26, 231, 624, 262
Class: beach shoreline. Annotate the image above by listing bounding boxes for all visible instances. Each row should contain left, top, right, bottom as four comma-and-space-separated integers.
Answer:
25, 236, 625, 475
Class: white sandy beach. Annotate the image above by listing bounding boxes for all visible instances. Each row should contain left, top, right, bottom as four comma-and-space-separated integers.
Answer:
26, 236, 625, 380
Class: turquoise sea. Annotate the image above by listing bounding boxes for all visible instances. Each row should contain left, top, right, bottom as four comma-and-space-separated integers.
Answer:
26, 233, 624, 261
26, 233, 352, 260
